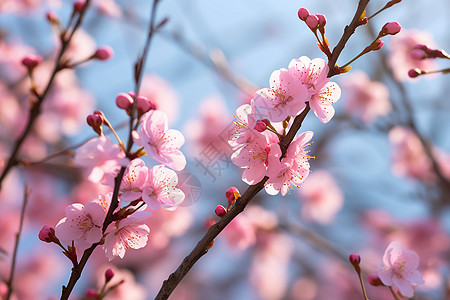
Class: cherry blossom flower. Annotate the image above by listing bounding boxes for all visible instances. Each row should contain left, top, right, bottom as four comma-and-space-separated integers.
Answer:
141, 165, 185, 210
388, 29, 438, 81
55, 202, 105, 251
254, 68, 309, 122
229, 99, 260, 150
120, 159, 149, 202
340, 70, 391, 124
103, 211, 151, 260
74, 136, 128, 186
133, 110, 186, 171
377, 241, 424, 298
231, 131, 282, 185
298, 170, 343, 224
265, 131, 313, 196
288, 56, 341, 123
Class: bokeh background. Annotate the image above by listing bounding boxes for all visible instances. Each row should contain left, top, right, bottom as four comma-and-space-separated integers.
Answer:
0, 0, 449, 299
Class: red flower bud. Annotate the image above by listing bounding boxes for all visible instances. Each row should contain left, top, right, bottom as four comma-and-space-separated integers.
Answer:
225, 187, 240, 207
105, 268, 115, 283
73, 0, 85, 12
215, 205, 227, 218
349, 253, 361, 273
305, 14, 319, 30
38, 226, 56, 243
297, 8, 310, 21
368, 274, 384, 286
408, 68, 422, 78
22, 55, 42, 70
136, 96, 156, 115
316, 14, 327, 27
254, 120, 267, 132
115, 93, 134, 110
381, 22, 401, 36
94, 46, 114, 61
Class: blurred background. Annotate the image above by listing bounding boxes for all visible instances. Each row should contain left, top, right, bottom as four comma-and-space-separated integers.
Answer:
0, 0, 449, 299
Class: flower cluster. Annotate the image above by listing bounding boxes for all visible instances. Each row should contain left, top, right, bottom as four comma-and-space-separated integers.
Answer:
44, 107, 187, 261
230, 56, 340, 195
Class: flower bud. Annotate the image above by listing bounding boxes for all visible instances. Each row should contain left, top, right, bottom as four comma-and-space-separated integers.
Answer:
94, 46, 114, 61
305, 14, 319, 30
349, 253, 361, 273
371, 39, 384, 51
225, 187, 240, 207
410, 49, 426, 59
38, 226, 56, 243
381, 22, 401, 36
73, 0, 85, 12
46, 11, 60, 24
22, 55, 42, 70
136, 96, 156, 115
408, 68, 422, 78
254, 120, 267, 132
116, 93, 134, 110
85, 288, 99, 300
215, 205, 227, 218
368, 274, 384, 286
105, 268, 115, 283
297, 8, 310, 21
316, 14, 327, 27
87, 112, 104, 135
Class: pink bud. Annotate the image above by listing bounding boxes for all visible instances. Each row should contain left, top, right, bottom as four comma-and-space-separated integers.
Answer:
316, 14, 327, 27
408, 68, 422, 78
225, 187, 240, 206
94, 46, 114, 61
21, 55, 42, 69
381, 22, 401, 35
254, 120, 267, 132
115, 93, 134, 110
85, 288, 99, 299
215, 205, 227, 218
73, 0, 85, 12
46, 11, 59, 24
86, 113, 103, 128
410, 49, 426, 59
349, 253, 361, 273
297, 8, 310, 21
105, 268, 115, 283
38, 226, 56, 243
305, 14, 319, 30
372, 39, 384, 51
136, 96, 155, 115
368, 274, 384, 286
414, 44, 430, 51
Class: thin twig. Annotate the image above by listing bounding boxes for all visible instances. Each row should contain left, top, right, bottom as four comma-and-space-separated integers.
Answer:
5, 184, 30, 300
0, 0, 92, 189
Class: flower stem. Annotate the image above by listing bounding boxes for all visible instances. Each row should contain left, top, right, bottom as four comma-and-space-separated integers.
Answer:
389, 286, 400, 300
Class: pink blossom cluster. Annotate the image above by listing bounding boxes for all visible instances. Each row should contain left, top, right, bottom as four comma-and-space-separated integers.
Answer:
48, 108, 187, 260
230, 56, 341, 195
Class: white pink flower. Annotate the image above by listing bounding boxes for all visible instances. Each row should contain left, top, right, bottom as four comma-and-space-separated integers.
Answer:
74, 136, 128, 186
288, 56, 341, 123
120, 159, 149, 202
55, 202, 105, 251
340, 70, 391, 124
377, 241, 424, 298
103, 212, 151, 260
254, 68, 309, 122
229, 99, 259, 149
265, 131, 313, 196
141, 165, 185, 210
133, 110, 186, 171
231, 131, 282, 185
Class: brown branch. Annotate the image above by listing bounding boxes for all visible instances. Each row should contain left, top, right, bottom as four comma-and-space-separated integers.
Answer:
5, 184, 30, 300
0, 0, 93, 189
155, 1, 373, 298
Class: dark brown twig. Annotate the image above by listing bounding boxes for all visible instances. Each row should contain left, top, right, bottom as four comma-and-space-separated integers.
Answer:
5, 184, 30, 300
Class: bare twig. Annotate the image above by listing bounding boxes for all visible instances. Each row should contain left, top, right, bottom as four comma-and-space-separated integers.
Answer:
5, 184, 30, 300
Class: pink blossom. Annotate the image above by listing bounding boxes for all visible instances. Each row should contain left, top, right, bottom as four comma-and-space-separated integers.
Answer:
298, 170, 343, 224
288, 56, 341, 123
377, 241, 424, 298
265, 131, 313, 196
94, 192, 121, 215
141, 165, 185, 210
95, 265, 146, 300
229, 99, 259, 149
55, 202, 105, 251
388, 126, 434, 181
103, 211, 151, 260
340, 71, 391, 124
231, 131, 282, 185
133, 110, 186, 171
254, 68, 309, 122
74, 136, 128, 186
120, 159, 149, 202
388, 29, 437, 81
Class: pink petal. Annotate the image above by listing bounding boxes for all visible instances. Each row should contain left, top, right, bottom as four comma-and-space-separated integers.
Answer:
392, 276, 414, 298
